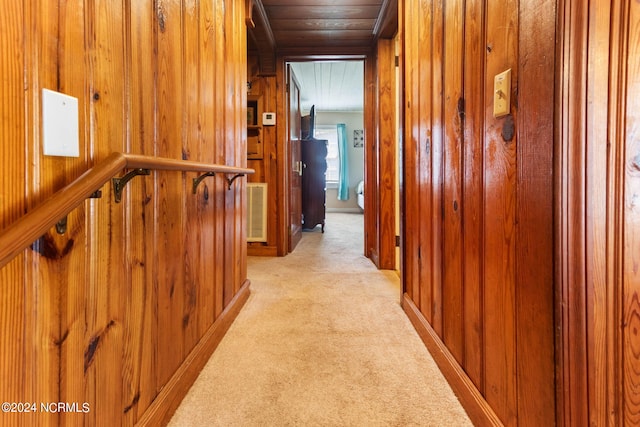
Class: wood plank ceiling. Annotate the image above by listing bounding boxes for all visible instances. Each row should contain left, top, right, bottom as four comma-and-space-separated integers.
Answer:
289, 61, 365, 112
247, 0, 398, 73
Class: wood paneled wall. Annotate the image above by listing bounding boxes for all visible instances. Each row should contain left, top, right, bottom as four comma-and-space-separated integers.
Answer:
0, 0, 248, 425
557, 0, 640, 425
401, 0, 555, 425
366, 39, 396, 270
246, 55, 282, 256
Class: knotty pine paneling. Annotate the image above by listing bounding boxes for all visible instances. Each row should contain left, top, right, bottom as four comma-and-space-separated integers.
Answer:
194, 0, 216, 339
213, 0, 228, 318
156, 0, 187, 391
623, 3, 640, 422
0, 1, 249, 426
375, 39, 396, 270
124, 1, 158, 421
461, 0, 485, 392
515, 0, 555, 424
557, 0, 590, 424
402, 0, 420, 309
402, 0, 555, 425
442, 0, 465, 366
86, 1, 129, 424
233, 0, 248, 297
246, 55, 280, 255
482, 0, 518, 424
183, 0, 204, 356
429, 0, 445, 337
0, 0, 27, 419
557, 0, 640, 425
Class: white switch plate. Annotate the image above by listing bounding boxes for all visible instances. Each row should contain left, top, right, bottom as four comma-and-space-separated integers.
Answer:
42, 88, 79, 157
493, 69, 511, 118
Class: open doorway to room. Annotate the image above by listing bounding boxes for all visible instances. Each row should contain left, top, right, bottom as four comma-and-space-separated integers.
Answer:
288, 60, 365, 242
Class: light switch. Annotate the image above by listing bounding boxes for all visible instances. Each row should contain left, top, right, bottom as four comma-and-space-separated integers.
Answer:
493, 69, 511, 118
42, 88, 79, 157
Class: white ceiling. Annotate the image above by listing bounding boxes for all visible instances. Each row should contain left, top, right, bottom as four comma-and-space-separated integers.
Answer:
289, 61, 364, 113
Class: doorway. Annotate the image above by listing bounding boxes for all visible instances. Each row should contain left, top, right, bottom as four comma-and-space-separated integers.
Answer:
288, 60, 365, 244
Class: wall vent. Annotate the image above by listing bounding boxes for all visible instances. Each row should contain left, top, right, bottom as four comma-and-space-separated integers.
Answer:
247, 183, 267, 242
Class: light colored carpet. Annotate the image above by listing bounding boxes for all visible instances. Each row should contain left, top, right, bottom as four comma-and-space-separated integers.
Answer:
168, 213, 472, 427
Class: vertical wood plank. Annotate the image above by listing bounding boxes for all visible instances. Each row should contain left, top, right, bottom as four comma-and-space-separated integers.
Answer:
85, 0, 127, 423
235, 0, 248, 294
223, 0, 236, 307
0, 261, 26, 427
557, 0, 590, 424
182, 0, 201, 356
402, 0, 419, 306
417, 0, 432, 322
441, 0, 465, 364
231, 0, 245, 295
364, 54, 378, 263
57, 1, 92, 425
197, 0, 217, 334
462, 0, 484, 392
155, 0, 186, 388
122, 0, 158, 422
623, 1, 640, 423
20, 7, 36, 426
430, 0, 445, 337
27, 2, 64, 425
0, 4, 27, 424
213, 0, 226, 317
602, 1, 626, 425
483, 0, 518, 424
516, 0, 556, 425
377, 39, 396, 270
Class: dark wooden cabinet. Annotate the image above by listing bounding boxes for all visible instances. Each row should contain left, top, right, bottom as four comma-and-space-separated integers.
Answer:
301, 138, 327, 232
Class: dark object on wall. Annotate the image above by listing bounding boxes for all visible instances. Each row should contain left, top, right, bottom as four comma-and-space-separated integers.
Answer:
301, 137, 327, 232
501, 114, 515, 142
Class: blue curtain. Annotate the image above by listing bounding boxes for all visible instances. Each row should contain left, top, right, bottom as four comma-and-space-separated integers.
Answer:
337, 123, 349, 200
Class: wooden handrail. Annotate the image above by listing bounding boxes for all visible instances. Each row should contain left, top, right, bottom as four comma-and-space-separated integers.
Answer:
0, 152, 254, 268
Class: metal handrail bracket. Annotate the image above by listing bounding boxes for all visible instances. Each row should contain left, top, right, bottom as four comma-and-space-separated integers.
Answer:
112, 169, 151, 203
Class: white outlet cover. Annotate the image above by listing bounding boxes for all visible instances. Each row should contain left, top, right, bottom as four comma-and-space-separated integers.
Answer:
42, 88, 79, 157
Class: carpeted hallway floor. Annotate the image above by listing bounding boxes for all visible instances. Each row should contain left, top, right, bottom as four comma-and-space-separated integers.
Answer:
168, 213, 472, 426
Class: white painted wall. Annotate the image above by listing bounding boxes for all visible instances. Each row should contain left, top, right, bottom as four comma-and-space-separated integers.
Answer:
312, 111, 364, 211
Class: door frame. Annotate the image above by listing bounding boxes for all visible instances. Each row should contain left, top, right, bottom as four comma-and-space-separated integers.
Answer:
277, 54, 386, 262
287, 65, 303, 252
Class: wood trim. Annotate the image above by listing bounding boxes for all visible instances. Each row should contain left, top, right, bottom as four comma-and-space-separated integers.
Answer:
247, 245, 278, 256
373, 0, 399, 39
136, 279, 251, 426
555, 0, 590, 424
275, 59, 290, 255
401, 294, 503, 427
0, 152, 254, 268
376, 38, 397, 270
246, 0, 276, 75
364, 54, 378, 263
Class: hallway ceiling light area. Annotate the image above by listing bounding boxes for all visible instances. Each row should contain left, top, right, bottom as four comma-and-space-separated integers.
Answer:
290, 61, 364, 113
